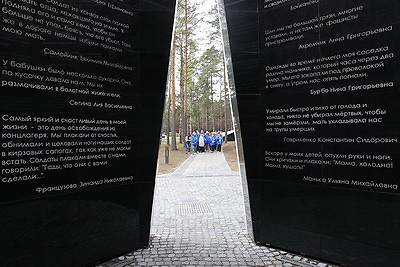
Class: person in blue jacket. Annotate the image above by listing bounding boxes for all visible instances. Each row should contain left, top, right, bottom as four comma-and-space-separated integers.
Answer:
216, 132, 224, 152
191, 131, 199, 154
210, 132, 216, 152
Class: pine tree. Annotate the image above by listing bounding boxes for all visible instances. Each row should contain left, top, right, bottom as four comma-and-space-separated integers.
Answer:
170, 34, 177, 150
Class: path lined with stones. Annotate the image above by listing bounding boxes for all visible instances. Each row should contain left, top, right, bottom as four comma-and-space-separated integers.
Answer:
98, 152, 335, 267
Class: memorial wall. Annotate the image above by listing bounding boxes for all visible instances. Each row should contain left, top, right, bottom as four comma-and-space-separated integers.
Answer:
0, 0, 175, 266
224, 0, 400, 265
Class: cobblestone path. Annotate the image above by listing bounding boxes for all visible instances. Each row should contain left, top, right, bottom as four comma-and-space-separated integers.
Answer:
98, 152, 335, 267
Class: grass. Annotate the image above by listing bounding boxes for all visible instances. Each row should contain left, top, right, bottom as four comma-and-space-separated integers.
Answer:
157, 139, 239, 174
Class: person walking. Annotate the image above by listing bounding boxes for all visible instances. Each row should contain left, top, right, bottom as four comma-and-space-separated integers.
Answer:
205, 132, 211, 152
191, 131, 198, 154
210, 132, 216, 152
198, 133, 205, 153
216, 132, 224, 152
185, 133, 191, 153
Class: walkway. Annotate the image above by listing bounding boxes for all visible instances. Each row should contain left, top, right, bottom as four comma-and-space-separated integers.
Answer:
98, 152, 334, 267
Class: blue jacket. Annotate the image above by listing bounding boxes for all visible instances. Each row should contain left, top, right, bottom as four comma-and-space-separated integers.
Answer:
191, 134, 198, 144
210, 136, 216, 145
205, 135, 211, 144
216, 135, 224, 145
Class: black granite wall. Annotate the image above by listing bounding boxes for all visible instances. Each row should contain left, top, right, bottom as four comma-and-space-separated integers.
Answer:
0, 0, 175, 266
224, 0, 400, 266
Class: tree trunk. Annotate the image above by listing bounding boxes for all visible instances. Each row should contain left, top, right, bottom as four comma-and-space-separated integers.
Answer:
219, 80, 222, 131
179, 43, 185, 143
199, 97, 202, 130
223, 57, 228, 143
170, 34, 177, 150
205, 80, 209, 131
166, 94, 170, 145
183, 0, 188, 137
211, 75, 214, 131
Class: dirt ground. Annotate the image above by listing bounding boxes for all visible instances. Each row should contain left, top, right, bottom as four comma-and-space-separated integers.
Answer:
221, 142, 239, 172
157, 140, 239, 174
157, 142, 190, 174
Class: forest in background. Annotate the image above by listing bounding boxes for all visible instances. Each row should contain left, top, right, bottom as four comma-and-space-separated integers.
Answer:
163, 0, 233, 149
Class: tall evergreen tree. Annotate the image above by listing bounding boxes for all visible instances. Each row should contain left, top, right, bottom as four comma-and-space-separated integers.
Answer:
165, 0, 233, 139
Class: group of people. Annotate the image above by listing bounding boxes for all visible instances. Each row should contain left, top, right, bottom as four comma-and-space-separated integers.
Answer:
185, 130, 224, 154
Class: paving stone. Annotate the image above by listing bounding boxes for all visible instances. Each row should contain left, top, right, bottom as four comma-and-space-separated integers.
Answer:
97, 153, 336, 267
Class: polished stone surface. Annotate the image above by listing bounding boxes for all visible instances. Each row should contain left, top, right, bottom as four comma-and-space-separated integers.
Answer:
223, 0, 400, 265
0, 0, 175, 265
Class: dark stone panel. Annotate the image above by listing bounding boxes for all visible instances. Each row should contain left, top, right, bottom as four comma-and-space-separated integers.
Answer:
136, 93, 166, 138
225, 11, 258, 54
223, 0, 257, 12
235, 94, 260, 137
260, 46, 321, 95
138, 52, 171, 95
137, 11, 175, 53
320, 187, 400, 251
256, 182, 322, 257
318, 28, 400, 95
0, 186, 144, 267
230, 53, 260, 94
261, 94, 324, 137
262, 139, 323, 183
4, 227, 140, 267
247, 179, 262, 240
258, 0, 318, 11
138, 182, 156, 224
225, 0, 400, 265
259, 223, 322, 258
0, 0, 175, 266
258, 181, 322, 233
321, 235, 400, 267
138, 0, 176, 11
319, 0, 400, 31
247, 179, 261, 221
259, 0, 320, 51
252, 220, 261, 241
135, 139, 161, 182
241, 137, 261, 180
318, 137, 400, 194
